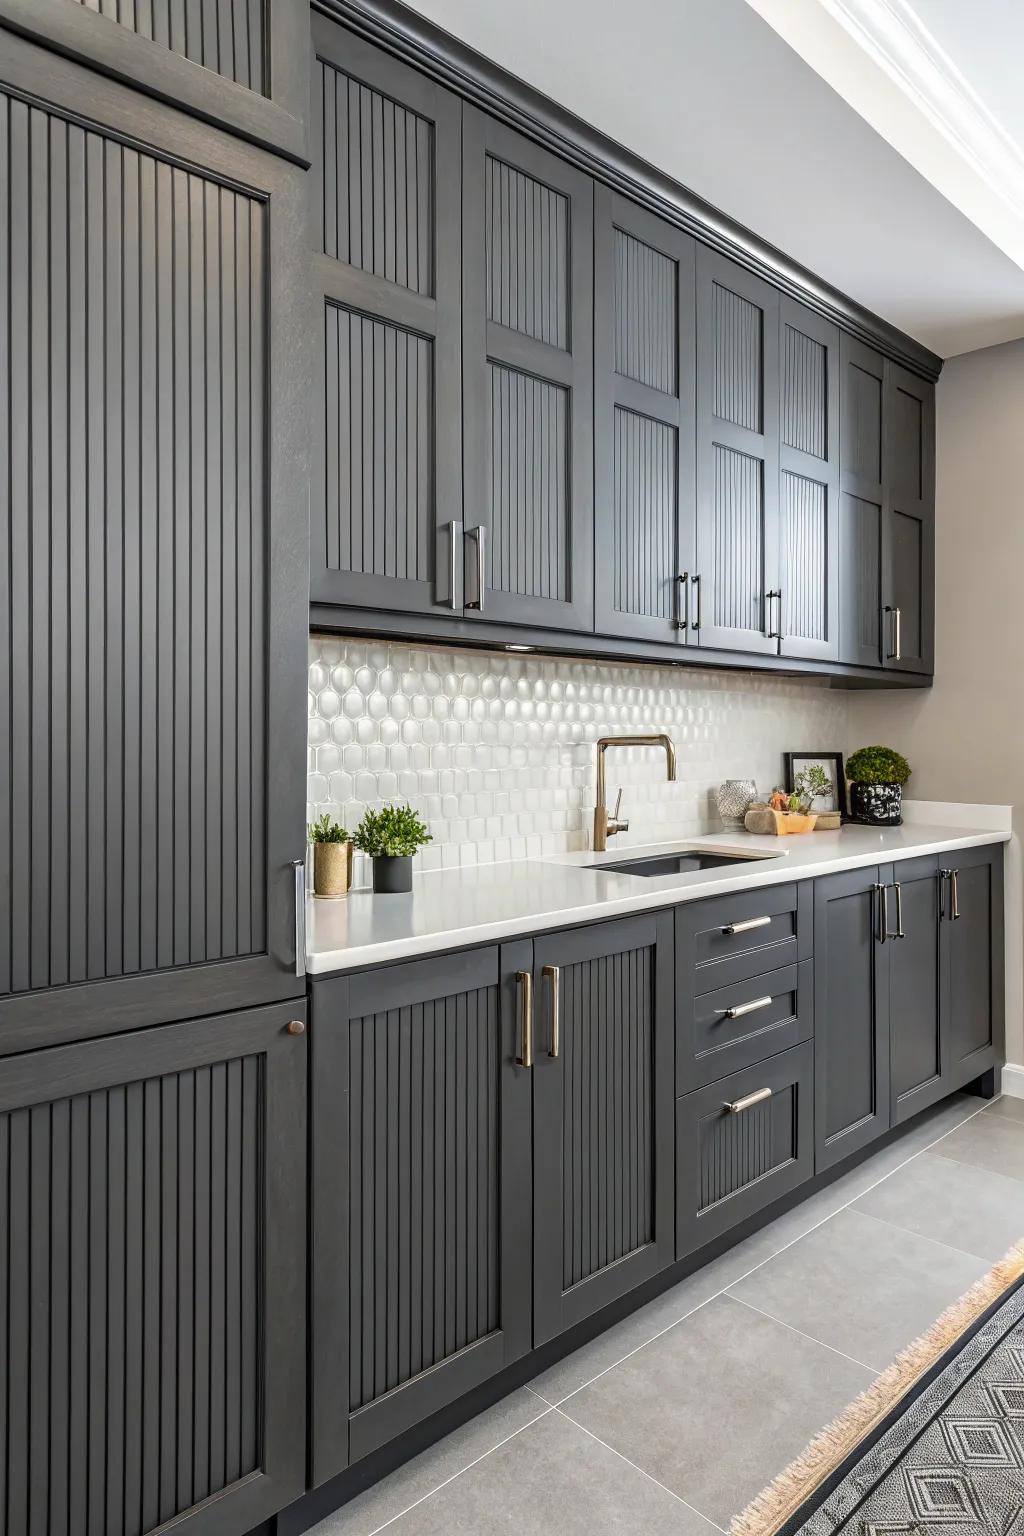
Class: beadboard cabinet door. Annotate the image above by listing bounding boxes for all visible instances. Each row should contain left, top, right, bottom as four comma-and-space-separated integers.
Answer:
309, 946, 533, 1482
694, 249, 781, 653
531, 913, 675, 1346
462, 106, 595, 631
593, 188, 696, 644
0, 1002, 307, 1536
0, 42, 310, 1053
310, 17, 464, 617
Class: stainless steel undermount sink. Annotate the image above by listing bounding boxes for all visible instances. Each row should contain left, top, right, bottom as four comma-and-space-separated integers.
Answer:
588, 847, 782, 877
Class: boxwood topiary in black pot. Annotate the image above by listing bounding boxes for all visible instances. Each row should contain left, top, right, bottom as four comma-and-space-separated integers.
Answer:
846, 745, 911, 826
354, 804, 432, 893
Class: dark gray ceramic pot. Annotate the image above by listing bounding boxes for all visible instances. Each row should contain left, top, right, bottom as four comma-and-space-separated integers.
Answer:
849, 782, 903, 826
372, 855, 414, 893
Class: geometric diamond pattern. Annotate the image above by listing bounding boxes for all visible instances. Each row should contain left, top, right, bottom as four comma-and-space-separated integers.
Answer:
983, 1382, 1024, 1419
903, 1467, 985, 1523
942, 1419, 1022, 1468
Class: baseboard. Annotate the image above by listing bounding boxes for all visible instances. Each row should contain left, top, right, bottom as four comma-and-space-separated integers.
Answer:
1001, 1063, 1024, 1099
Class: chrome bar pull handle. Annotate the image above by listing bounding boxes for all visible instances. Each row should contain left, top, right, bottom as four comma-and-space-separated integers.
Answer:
542, 964, 560, 1057
293, 859, 307, 979
690, 573, 702, 632
939, 868, 951, 920
675, 572, 690, 631
516, 971, 534, 1068
894, 606, 902, 661
951, 867, 960, 920
722, 915, 771, 936
765, 590, 781, 640
874, 882, 889, 944
444, 520, 463, 608
893, 880, 905, 938
724, 995, 772, 1020
466, 524, 486, 611
724, 1086, 772, 1114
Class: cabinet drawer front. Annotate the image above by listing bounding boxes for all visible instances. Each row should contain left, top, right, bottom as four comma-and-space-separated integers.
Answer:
676, 1041, 813, 1257
676, 883, 807, 993
677, 961, 811, 1092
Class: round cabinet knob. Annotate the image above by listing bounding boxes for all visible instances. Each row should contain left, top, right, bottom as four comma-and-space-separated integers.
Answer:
286, 1019, 306, 1036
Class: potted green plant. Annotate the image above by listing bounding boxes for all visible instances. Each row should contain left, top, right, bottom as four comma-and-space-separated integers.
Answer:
846, 746, 911, 826
308, 814, 352, 897
354, 803, 432, 893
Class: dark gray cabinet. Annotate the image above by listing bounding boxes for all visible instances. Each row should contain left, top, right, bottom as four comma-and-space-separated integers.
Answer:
0, 36, 310, 1052
888, 855, 944, 1124
593, 189, 696, 643
813, 866, 890, 1171
309, 946, 533, 1481
694, 249, 781, 653
310, 17, 464, 618
462, 107, 595, 631
0, 1001, 307, 1536
531, 913, 676, 1345
942, 843, 1004, 1089
839, 335, 886, 668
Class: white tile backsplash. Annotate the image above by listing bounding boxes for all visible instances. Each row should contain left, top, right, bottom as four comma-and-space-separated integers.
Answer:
308, 637, 849, 879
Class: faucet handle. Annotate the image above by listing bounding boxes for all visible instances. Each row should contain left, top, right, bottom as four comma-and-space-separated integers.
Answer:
612, 787, 623, 820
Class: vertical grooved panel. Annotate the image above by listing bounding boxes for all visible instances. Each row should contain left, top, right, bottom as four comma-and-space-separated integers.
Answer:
713, 284, 762, 430
488, 365, 568, 600
347, 987, 500, 1413
847, 363, 882, 483
890, 386, 923, 498
614, 230, 676, 394
0, 1057, 264, 1535
711, 445, 763, 631
561, 946, 654, 1291
318, 59, 433, 294
1, 94, 267, 998
485, 156, 568, 348
613, 409, 677, 618
698, 1088, 795, 1210
782, 324, 826, 457
782, 472, 827, 641
850, 495, 881, 652
323, 305, 434, 581
67, 0, 267, 92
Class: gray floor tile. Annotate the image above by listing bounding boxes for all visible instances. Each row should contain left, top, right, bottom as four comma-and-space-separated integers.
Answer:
851, 1151, 1024, 1260
984, 1094, 1024, 1125
308, 1389, 549, 1536
934, 1109, 1024, 1182
728, 1207, 990, 1371
378, 1410, 718, 1536
559, 1294, 872, 1530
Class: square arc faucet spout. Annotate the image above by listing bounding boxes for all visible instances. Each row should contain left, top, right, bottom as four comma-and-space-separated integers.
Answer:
593, 734, 677, 852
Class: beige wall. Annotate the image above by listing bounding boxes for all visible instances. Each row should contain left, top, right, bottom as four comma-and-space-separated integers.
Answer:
847, 338, 1024, 1066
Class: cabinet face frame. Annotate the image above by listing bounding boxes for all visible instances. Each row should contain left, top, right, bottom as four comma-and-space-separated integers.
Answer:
462, 105, 595, 632
0, 36, 310, 1052
593, 187, 696, 645
310, 17, 464, 617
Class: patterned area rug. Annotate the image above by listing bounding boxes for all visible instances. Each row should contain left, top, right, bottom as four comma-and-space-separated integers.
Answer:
733, 1241, 1024, 1536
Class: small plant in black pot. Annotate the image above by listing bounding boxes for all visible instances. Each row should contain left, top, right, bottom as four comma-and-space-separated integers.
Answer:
354, 804, 432, 893
846, 745, 911, 826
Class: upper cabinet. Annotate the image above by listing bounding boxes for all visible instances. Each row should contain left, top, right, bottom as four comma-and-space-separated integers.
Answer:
593, 189, 696, 644
461, 108, 595, 631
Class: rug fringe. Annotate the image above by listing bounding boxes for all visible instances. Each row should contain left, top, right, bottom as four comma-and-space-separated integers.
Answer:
730, 1235, 1024, 1536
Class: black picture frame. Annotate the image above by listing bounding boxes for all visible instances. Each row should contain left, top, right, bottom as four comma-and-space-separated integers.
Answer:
784, 752, 847, 817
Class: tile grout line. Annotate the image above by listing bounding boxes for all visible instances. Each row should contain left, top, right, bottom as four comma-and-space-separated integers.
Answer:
843, 1205, 997, 1268
359, 1403, 555, 1536
723, 1291, 880, 1375
553, 1407, 729, 1534
542, 1097, 999, 1408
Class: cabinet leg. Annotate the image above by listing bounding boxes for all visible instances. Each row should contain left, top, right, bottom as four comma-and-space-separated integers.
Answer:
965, 1067, 997, 1100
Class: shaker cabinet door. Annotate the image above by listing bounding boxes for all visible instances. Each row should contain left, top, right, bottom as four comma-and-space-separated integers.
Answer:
882, 363, 935, 675
942, 843, 1004, 1090
310, 17, 464, 617
462, 107, 595, 631
593, 188, 696, 644
694, 249, 781, 654
838, 335, 885, 667
888, 856, 944, 1124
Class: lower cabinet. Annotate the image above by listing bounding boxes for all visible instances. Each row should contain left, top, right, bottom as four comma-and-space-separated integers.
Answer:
0, 1003, 308, 1536
888, 855, 944, 1124
942, 843, 1004, 1089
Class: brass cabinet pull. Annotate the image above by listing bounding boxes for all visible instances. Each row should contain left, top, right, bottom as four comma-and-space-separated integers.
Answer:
724, 1086, 772, 1114
516, 970, 534, 1068
690, 572, 702, 632
675, 572, 690, 631
466, 524, 486, 611
723, 995, 772, 1020
286, 1019, 306, 1036
542, 964, 560, 1057
951, 867, 960, 920
722, 915, 771, 936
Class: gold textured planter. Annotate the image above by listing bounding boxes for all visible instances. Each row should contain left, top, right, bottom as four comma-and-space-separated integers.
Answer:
312, 840, 352, 898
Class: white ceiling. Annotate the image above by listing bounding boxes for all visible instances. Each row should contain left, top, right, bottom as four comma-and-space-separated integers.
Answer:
401, 0, 1024, 357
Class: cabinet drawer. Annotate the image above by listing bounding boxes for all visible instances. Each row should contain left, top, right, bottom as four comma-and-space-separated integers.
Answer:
676, 1041, 813, 1258
677, 960, 811, 1093
675, 883, 810, 994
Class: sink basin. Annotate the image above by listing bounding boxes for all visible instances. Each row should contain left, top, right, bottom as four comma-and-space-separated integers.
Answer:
589, 847, 780, 877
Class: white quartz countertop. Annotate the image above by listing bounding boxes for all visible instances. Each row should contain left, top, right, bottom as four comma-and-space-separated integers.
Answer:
305, 811, 1011, 976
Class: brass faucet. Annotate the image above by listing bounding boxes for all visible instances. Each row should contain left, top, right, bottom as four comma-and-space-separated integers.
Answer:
593, 734, 677, 852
